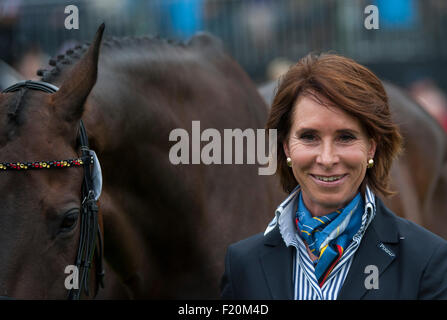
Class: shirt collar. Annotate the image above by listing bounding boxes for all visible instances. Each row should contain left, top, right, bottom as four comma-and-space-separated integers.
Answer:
264, 185, 300, 237
264, 185, 376, 247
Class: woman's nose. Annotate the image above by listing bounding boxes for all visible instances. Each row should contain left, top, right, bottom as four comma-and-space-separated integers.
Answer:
316, 141, 339, 167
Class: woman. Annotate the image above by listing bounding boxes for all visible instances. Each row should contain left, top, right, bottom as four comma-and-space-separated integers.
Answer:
220, 53, 447, 300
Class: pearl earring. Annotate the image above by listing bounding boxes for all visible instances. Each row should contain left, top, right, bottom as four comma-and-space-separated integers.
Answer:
367, 159, 374, 168
287, 157, 292, 167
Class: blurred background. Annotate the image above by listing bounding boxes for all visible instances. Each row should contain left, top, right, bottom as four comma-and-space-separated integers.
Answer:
1, 0, 446, 131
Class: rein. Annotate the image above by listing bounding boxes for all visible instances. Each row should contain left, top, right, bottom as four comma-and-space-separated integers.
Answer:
1, 80, 105, 300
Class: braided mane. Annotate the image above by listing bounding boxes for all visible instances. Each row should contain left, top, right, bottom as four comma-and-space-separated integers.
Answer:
37, 36, 189, 83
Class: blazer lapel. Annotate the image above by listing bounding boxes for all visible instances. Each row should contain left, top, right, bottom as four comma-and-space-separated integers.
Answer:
260, 226, 294, 299
338, 198, 400, 299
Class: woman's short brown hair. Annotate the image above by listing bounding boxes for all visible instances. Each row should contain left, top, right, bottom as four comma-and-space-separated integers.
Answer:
266, 53, 403, 197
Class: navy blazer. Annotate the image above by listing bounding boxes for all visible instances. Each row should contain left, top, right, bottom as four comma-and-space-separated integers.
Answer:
220, 198, 447, 299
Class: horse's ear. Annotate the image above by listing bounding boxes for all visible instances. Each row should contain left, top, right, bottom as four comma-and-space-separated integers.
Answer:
52, 23, 105, 122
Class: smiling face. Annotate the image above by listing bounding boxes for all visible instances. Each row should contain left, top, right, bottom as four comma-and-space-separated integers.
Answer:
283, 94, 376, 216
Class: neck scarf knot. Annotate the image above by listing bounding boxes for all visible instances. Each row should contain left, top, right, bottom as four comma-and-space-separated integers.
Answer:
296, 192, 364, 286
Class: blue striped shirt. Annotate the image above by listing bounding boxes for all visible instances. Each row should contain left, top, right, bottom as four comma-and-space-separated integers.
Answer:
264, 186, 376, 300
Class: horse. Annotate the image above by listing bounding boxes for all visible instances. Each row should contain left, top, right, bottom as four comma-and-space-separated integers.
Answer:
259, 79, 447, 239
0, 25, 286, 299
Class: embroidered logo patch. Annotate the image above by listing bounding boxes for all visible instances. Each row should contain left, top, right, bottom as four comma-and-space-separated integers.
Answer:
378, 243, 395, 257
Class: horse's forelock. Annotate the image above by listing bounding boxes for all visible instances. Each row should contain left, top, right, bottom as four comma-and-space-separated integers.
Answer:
4, 88, 29, 128
7, 87, 25, 114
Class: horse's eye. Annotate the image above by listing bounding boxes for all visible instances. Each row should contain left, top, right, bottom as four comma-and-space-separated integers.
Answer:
60, 210, 79, 233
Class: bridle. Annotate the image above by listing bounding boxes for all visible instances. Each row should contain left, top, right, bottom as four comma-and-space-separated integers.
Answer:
2, 80, 104, 299
2, 80, 105, 300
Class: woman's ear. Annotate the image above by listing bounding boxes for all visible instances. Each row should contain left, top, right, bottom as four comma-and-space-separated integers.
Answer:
283, 139, 290, 158
369, 139, 377, 159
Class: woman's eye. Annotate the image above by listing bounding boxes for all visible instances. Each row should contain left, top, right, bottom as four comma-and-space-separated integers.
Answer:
299, 133, 316, 141
339, 134, 356, 142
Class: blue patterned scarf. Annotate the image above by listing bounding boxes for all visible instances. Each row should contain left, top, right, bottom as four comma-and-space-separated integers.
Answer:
295, 191, 364, 286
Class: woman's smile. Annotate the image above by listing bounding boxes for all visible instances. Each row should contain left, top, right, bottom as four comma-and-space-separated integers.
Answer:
310, 173, 348, 185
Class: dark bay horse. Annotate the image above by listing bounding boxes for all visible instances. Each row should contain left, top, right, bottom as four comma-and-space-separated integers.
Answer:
259, 79, 447, 239
0, 25, 285, 299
